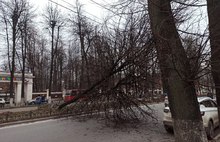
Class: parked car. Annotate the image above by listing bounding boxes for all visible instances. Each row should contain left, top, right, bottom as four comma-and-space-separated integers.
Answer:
163, 97, 219, 140
0, 98, 5, 104
0, 98, 6, 108
64, 89, 86, 102
28, 96, 48, 105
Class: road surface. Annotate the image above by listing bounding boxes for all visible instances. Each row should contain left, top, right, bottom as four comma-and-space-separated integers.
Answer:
0, 103, 175, 142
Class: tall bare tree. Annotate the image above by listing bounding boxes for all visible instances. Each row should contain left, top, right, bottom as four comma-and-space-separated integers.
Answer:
18, 1, 34, 104
43, 4, 63, 96
207, 0, 220, 121
0, 0, 27, 106
148, 0, 207, 141
69, 1, 93, 89
59, 5, 159, 123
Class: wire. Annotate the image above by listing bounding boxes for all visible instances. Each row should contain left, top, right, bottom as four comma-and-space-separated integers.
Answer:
48, 0, 77, 13
48, 0, 103, 25
48, 0, 126, 31
60, 0, 103, 22
89, 0, 143, 15
89, 0, 117, 15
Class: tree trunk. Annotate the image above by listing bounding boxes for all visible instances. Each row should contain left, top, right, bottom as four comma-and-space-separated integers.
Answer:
78, 21, 86, 89
148, 1, 207, 142
21, 21, 27, 105
207, 0, 220, 121
10, 12, 19, 106
49, 21, 56, 96
53, 26, 61, 91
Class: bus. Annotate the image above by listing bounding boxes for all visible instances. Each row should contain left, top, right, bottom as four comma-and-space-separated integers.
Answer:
64, 89, 85, 102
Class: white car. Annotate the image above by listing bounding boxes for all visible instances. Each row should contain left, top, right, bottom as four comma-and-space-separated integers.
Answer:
163, 97, 219, 140
0, 98, 6, 108
0, 98, 5, 104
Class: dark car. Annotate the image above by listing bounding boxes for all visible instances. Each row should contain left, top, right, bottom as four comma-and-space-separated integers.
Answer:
28, 96, 48, 105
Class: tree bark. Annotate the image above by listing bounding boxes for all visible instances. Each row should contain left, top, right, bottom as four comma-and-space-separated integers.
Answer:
49, 21, 56, 96
10, 9, 20, 106
148, 0, 207, 141
21, 20, 28, 105
53, 26, 60, 91
207, 0, 220, 121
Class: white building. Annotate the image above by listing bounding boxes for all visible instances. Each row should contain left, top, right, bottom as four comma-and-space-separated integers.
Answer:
0, 72, 34, 105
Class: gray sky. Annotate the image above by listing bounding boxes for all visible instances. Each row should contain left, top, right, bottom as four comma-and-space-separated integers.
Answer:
31, 0, 107, 22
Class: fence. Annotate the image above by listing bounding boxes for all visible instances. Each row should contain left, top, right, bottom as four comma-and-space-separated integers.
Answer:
0, 105, 73, 124
32, 91, 64, 99
0, 96, 165, 124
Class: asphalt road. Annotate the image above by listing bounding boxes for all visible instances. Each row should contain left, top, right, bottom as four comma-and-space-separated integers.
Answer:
0, 103, 175, 142
0, 103, 218, 142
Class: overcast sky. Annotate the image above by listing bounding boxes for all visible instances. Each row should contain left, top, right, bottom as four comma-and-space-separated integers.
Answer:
31, 0, 108, 23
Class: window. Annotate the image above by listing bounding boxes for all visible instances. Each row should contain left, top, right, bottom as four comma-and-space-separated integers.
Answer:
200, 100, 216, 108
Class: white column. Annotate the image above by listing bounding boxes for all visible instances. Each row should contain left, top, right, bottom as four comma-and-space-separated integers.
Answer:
46, 89, 49, 99
46, 89, 51, 104
26, 82, 33, 101
62, 89, 66, 99
15, 82, 22, 105
24, 83, 27, 101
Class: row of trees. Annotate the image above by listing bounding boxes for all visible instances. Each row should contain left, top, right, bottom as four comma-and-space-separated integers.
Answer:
0, 0, 160, 111
60, 0, 220, 142
0, 0, 220, 141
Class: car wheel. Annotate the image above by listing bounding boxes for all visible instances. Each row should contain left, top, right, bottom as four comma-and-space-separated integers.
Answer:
164, 125, 173, 133
207, 121, 214, 140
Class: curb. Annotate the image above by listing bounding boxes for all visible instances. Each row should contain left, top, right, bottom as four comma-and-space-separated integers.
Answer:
0, 114, 74, 128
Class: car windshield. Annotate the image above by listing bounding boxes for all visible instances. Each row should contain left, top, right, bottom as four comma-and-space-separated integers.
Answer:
36, 97, 41, 100
65, 93, 71, 96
